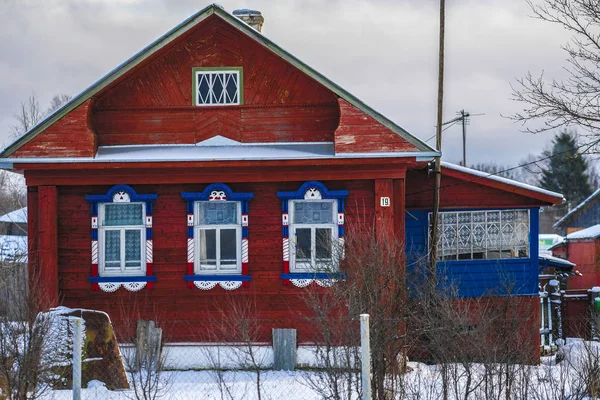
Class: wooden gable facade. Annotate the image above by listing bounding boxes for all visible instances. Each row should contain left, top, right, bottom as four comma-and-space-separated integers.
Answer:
1, 5, 563, 343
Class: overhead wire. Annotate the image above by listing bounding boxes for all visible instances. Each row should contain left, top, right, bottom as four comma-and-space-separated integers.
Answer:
405, 136, 600, 197
424, 121, 460, 143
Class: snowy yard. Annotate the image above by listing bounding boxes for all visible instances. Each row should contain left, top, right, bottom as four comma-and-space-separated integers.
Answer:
33, 339, 600, 400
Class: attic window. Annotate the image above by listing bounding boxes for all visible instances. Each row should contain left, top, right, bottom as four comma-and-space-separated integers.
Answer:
193, 68, 243, 106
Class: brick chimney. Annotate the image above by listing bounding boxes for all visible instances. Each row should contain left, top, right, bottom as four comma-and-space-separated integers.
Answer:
233, 9, 264, 32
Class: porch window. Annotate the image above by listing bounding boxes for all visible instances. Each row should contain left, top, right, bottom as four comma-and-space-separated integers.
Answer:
194, 201, 242, 274
193, 68, 243, 106
289, 200, 338, 272
432, 209, 530, 261
99, 203, 146, 275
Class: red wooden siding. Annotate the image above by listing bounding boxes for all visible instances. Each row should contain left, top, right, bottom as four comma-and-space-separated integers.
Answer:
93, 104, 338, 146
334, 99, 418, 153
38, 186, 59, 308
559, 240, 599, 290
11, 100, 96, 158
406, 169, 554, 209
89, 16, 340, 146
53, 179, 374, 342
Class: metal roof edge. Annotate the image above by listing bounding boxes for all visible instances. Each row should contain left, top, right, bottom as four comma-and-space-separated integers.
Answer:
441, 161, 565, 202
5, 150, 440, 164
1, 3, 435, 158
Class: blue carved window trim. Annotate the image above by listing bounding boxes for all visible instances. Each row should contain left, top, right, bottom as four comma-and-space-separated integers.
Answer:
181, 183, 254, 291
277, 181, 348, 287
85, 185, 158, 292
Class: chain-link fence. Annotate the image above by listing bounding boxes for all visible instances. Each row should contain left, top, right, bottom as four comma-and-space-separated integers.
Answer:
28, 313, 370, 400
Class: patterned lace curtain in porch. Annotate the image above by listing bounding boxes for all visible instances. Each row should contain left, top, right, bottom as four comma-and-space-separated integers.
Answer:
438, 210, 529, 259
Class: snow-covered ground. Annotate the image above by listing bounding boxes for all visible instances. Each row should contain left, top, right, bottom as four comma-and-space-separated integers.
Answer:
36, 339, 600, 400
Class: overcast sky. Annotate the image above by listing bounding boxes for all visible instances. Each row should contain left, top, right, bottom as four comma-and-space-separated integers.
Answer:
0, 0, 573, 166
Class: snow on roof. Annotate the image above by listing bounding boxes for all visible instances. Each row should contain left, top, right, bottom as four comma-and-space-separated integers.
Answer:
0, 235, 27, 263
539, 254, 576, 268
566, 224, 600, 240
441, 162, 564, 201
554, 188, 600, 228
92, 142, 437, 162
0, 207, 27, 223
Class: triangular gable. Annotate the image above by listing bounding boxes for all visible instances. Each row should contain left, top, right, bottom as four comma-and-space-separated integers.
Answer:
441, 162, 564, 205
1, 4, 434, 158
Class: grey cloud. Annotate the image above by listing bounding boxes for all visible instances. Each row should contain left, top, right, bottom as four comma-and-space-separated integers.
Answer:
0, 0, 574, 166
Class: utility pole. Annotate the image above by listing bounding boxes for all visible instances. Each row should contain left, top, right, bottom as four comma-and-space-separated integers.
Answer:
430, 0, 445, 276
460, 109, 469, 167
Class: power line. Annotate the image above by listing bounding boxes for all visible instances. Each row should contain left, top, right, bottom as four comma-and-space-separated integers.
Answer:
405, 137, 600, 197
424, 121, 459, 143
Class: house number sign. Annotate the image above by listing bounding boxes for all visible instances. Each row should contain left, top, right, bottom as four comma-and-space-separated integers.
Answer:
380, 197, 391, 207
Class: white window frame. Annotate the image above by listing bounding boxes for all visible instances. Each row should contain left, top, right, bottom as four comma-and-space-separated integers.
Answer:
194, 69, 242, 106
98, 202, 146, 277
289, 199, 338, 273
194, 201, 242, 275
431, 209, 530, 261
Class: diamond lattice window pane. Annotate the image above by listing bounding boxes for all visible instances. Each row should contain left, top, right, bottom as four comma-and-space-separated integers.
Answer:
196, 71, 240, 105
293, 201, 334, 224
198, 202, 238, 225
212, 74, 224, 104
198, 74, 210, 103
104, 203, 143, 226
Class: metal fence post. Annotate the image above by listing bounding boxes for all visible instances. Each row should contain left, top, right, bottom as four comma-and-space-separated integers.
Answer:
72, 317, 83, 400
360, 314, 372, 400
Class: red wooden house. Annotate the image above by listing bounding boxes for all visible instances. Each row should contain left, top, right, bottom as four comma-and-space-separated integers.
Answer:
0, 5, 562, 346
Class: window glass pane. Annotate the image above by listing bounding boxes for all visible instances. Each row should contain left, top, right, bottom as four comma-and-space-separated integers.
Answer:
105, 230, 121, 269
125, 229, 141, 269
198, 74, 210, 104
220, 229, 237, 268
196, 71, 239, 105
198, 202, 238, 225
316, 228, 332, 261
199, 229, 217, 269
104, 203, 143, 226
212, 74, 224, 104
293, 201, 333, 224
295, 228, 312, 261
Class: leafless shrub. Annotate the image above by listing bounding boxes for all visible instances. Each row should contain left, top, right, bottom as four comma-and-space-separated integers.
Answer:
116, 296, 173, 400
300, 220, 409, 400
207, 295, 270, 400
0, 271, 70, 399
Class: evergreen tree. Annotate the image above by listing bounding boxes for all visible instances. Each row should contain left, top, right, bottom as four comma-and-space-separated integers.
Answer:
540, 130, 593, 206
